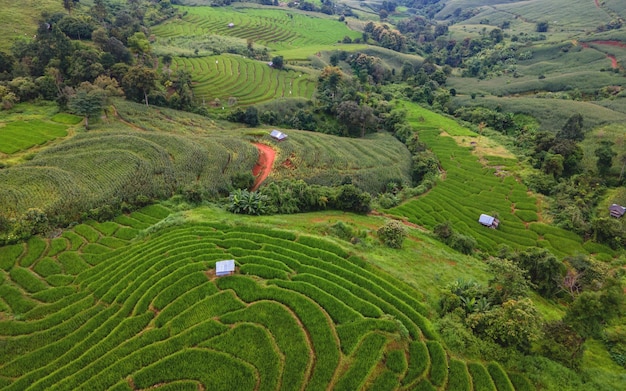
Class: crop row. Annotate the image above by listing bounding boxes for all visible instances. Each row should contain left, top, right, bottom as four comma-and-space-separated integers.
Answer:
152, 6, 360, 51
172, 55, 315, 105
0, 212, 528, 390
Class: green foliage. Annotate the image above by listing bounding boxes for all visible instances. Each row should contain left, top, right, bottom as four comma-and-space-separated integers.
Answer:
467, 299, 543, 352
535, 321, 585, 369
228, 189, 270, 215
333, 184, 371, 213
378, 220, 408, 249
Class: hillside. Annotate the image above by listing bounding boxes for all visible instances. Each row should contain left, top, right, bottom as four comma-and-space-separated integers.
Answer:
0, 0, 625, 390
0, 204, 517, 390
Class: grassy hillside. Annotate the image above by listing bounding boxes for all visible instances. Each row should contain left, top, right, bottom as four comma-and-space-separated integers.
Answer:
0, 0, 63, 50
0, 203, 528, 390
152, 6, 361, 52
169, 54, 316, 105
450, 95, 626, 133
0, 100, 412, 220
387, 102, 615, 259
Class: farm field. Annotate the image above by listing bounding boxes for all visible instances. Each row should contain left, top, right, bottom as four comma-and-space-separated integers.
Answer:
152, 6, 361, 52
0, 0, 62, 50
0, 120, 69, 155
464, 0, 611, 36
387, 102, 614, 259
450, 95, 626, 133
0, 203, 530, 390
0, 100, 412, 220
170, 54, 316, 105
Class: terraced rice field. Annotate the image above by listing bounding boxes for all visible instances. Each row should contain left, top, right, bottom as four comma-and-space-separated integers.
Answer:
0, 204, 531, 390
152, 6, 360, 51
0, 120, 68, 155
388, 103, 612, 259
171, 55, 316, 105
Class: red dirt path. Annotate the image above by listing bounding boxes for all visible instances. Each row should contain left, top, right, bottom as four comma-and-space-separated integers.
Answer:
251, 143, 276, 191
595, 0, 600, 8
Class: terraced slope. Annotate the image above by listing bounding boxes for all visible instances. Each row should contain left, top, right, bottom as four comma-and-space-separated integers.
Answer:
387, 102, 614, 259
152, 6, 360, 51
171, 54, 316, 105
0, 205, 531, 390
0, 130, 257, 220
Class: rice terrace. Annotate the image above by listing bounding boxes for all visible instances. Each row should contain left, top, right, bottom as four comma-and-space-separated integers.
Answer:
1, 0, 626, 390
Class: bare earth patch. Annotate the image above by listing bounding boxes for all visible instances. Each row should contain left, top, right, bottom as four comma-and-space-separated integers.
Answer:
251, 143, 276, 191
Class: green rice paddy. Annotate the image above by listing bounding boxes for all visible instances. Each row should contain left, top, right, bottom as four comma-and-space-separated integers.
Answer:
0, 204, 530, 390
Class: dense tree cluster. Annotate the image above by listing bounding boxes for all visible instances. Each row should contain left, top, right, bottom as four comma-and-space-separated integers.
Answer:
0, 0, 195, 119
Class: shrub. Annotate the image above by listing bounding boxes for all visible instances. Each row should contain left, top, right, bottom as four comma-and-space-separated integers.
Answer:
231, 172, 255, 190
378, 220, 408, 249
450, 232, 477, 254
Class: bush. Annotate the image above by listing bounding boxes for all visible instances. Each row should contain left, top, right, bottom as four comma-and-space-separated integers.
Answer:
231, 172, 254, 190
450, 232, 477, 254
378, 220, 408, 249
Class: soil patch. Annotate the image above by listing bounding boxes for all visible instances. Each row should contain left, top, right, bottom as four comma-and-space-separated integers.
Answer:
251, 143, 276, 191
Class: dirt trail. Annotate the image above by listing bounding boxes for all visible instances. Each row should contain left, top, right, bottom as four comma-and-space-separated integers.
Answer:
251, 143, 276, 191
595, 0, 600, 8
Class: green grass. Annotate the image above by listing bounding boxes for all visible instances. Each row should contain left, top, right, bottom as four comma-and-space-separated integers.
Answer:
0, 0, 63, 50
0, 120, 68, 155
170, 54, 316, 105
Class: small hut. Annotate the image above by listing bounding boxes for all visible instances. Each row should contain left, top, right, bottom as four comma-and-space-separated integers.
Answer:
478, 214, 499, 229
270, 129, 288, 141
215, 260, 235, 277
227, 23, 235, 28
609, 204, 626, 218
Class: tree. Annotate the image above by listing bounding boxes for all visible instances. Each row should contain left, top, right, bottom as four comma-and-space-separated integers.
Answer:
467, 298, 543, 352
336, 100, 376, 137
333, 184, 371, 213
536, 321, 586, 369
536, 21, 549, 33
271, 55, 284, 70
127, 31, 151, 62
557, 113, 584, 141
486, 258, 532, 304
511, 247, 565, 298
244, 106, 259, 127
378, 220, 407, 248
595, 140, 616, 176
564, 291, 606, 338
122, 66, 157, 106
68, 84, 106, 129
